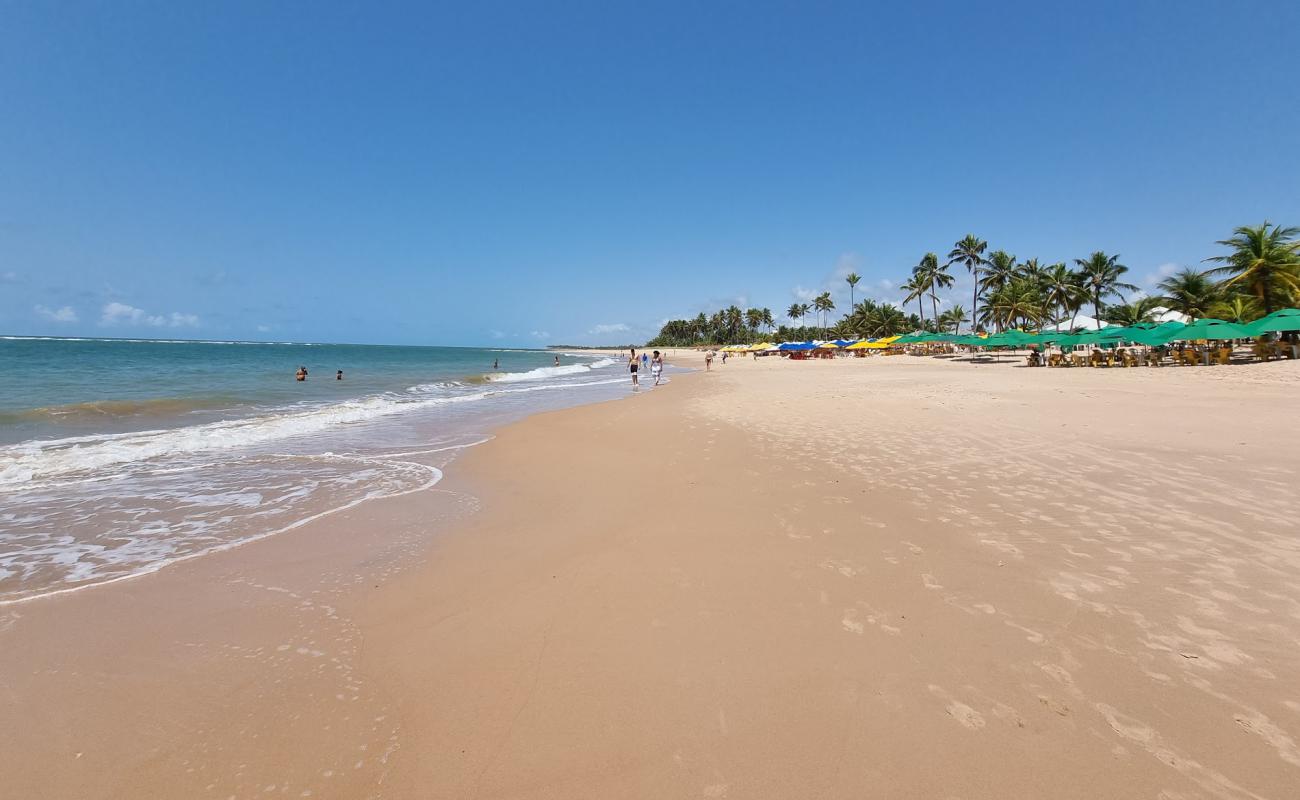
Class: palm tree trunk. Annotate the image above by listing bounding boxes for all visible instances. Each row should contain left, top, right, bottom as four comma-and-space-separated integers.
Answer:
918, 297, 925, 326
971, 271, 979, 333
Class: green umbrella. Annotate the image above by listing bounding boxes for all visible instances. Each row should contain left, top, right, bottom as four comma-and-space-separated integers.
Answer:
1242, 308, 1300, 335
1164, 318, 1251, 341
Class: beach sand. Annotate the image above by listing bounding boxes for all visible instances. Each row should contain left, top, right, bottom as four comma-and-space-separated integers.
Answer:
4, 351, 1299, 799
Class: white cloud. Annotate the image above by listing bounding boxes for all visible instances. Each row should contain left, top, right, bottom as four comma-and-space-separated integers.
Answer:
256, 324, 272, 333
588, 322, 630, 335
1141, 262, 1180, 288
100, 302, 199, 328
529, 330, 550, 339
489, 329, 506, 339
791, 285, 816, 302
1, 271, 18, 283
34, 304, 78, 322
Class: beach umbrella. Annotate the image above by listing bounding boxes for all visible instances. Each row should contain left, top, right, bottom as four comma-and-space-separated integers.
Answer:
778, 341, 818, 351
1165, 318, 1252, 341
1242, 308, 1300, 335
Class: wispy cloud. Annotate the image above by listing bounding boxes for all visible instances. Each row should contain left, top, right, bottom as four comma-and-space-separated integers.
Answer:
34, 304, 78, 322
588, 322, 630, 335
1140, 262, 1181, 288
1, 271, 19, 283
100, 302, 200, 328
529, 330, 550, 339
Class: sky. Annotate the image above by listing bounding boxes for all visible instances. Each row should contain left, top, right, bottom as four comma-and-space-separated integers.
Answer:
3, 0, 1299, 346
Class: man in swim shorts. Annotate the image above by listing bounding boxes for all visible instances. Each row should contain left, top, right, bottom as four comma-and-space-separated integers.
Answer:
628, 348, 639, 386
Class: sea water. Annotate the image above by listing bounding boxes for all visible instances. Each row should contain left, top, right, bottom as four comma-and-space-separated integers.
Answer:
0, 337, 650, 602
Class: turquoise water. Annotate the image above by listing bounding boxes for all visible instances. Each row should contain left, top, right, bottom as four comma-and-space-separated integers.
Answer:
0, 336, 652, 602
0, 337, 599, 442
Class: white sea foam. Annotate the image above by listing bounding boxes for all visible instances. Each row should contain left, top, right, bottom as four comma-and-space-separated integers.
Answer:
0, 354, 640, 604
0, 374, 621, 488
487, 358, 617, 383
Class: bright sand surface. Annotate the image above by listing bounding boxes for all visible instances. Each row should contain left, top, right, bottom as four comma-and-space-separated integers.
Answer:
3, 351, 1300, 799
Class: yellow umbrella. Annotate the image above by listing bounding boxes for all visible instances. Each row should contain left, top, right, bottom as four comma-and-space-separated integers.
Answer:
749, 342, 774, 351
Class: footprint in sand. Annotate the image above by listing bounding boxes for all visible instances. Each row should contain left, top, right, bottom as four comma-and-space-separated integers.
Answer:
842, 610, 864, 634
928, 685, 986, 730
901, 541, 924, 555
922, 574, 943, 590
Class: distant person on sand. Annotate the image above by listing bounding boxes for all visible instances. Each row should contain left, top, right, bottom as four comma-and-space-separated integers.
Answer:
705, 349, 714, 370
628, 348, 639, 386
651, 350, 663, 385
336, 369, 343, 380
721, 350, 728, 364
641, 352, 649, 371
295, 366, 307, 382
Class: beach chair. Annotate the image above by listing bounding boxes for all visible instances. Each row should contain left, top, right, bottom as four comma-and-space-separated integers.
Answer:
1071, 352, 1086, 367
1180, 349, 1198, 367
1120, 350, 1137, 368
1048, 353, 1063, 367
1252, 341, 1271, 361
1215, 347, 1231, 365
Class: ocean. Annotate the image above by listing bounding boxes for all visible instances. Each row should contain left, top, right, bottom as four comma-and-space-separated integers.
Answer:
0, 337, 654, 603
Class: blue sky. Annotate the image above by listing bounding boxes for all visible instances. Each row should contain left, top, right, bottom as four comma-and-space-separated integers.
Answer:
3, 1, 1298, 345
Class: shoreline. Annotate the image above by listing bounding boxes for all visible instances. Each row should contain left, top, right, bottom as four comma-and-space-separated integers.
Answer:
4, 353, 1299, 798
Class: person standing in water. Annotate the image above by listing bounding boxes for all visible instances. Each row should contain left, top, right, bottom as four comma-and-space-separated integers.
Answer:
493, 358, 499, 370
336, 369, 343, 380
651, 350, 664, 385
628, 348, 639, 386
295, 366, 307, 382
554, 355, 560, 367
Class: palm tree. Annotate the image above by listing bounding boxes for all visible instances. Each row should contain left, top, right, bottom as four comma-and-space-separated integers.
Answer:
1074, 251, 1137, 322
813, 292, 835, 336
941, 305, 968, 334
1104, 297, 1161, 326
786, 303, 805, 330
745, 308, 764, 333
1041, 262, 1086, 330
901, 273, 927, 325
920, 253, 953, 322
846, 273, 861, 309
1208, 294, 1261, 324
978, 250, 1018, 329
981, 278, 1044, 331
947, 235, 988, 331
1156, 268, 1220, 321
1017, 257, 1049, 287
1204, 222, 1300, 315
760, 307, 775, 334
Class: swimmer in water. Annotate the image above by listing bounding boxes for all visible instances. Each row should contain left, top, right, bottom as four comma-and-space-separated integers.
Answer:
555, 355, 560, 366
295, 366, 307, 382
493, 358, 499, 370
336, 369, 343, 380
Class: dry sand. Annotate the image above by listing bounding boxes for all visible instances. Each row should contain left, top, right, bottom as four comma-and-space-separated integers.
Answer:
3, 351, 1299, 799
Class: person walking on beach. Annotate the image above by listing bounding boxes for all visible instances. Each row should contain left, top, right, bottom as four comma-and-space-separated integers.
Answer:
705, 349, 714, 370
651, 350, 663, 385
628, 348, 639, 386
641, 352, 649, 371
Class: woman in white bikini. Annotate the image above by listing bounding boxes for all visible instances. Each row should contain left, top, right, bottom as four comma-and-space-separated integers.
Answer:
651, 350, 663, 385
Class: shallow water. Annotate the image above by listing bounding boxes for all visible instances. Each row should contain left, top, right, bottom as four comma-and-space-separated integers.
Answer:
0, 338, 652, 602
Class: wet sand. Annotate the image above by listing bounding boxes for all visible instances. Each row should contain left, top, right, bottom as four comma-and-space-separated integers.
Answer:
4, 351, 1299, 798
